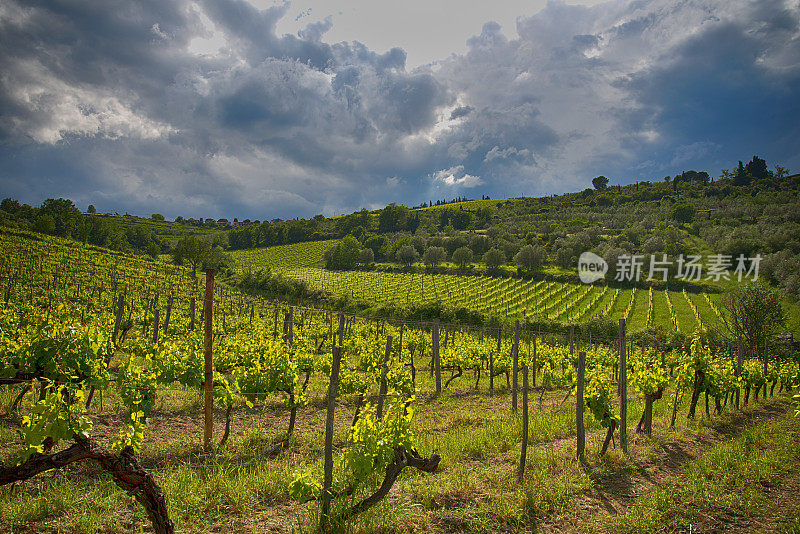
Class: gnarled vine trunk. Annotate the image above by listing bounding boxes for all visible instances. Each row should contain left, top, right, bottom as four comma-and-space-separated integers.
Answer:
333, 447, 440, 524
0, 438, 173, 534
687, 370, 704, 419
636, 388, 663, 435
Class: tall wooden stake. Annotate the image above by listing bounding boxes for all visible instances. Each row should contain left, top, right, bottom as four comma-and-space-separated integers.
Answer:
338, 311, 345, 346
433, 319, 441, 394
321, 345, 343, 529
517, 365, 529, 483
112, 293, 125, 345
619, 319, 628, 454
203, 269, 215, 452
512, 320, 520, 412
576, 351, 586, 461
152, 308, 160, 343
164, 294, 173, 333
763, 339, 769, 397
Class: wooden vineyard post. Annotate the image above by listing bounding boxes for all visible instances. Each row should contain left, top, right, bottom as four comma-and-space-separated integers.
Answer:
321, 345, 343, 530
164, 294, 173, 333
410, 340, 416, 386
189, 297, 195, 331
152, 308, 160, 343
112, 293, 125, 344
532, 336, 537, 388
203, 269, 215, 452
619, 319, 628, 454
338, 311, 345, 346
512, 320, 520, 412
576, 351, 586, 461
517, 365, 529, 483
376, 335, 392, 420
285, 306, 294, 344
152, 293, 159, 337
763, 339, 769, 398
433, 319, 441, 395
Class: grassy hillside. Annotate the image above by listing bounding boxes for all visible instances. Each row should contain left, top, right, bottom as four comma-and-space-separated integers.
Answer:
411, 198, 516, 212
225, 237, 800, 333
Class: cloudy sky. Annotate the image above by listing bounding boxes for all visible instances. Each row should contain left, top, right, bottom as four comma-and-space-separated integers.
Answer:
1, 0, 798, 220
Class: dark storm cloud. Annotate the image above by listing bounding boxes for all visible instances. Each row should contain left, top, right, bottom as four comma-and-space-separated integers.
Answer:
1, 0, 799, 218
449, 105, 473, 120
432, 0, 800, 195
610, 0, 800, 176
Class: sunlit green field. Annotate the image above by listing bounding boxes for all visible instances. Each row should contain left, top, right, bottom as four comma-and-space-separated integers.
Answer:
228, 239, 338, 272
226, 240, 727, 332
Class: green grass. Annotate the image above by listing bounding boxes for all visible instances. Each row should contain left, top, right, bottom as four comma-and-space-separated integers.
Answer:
1, 361, 797, 533
591, 407, 800, 533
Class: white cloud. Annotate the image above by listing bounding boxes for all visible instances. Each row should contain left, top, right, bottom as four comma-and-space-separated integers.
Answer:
3, 59, 174, 144
484, 145, 532, 163
432, 165, 483, 188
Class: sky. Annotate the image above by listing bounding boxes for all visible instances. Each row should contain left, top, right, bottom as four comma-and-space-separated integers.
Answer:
1, 0, 798, 220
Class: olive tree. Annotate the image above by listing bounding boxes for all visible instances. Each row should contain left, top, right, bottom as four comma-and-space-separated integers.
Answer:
422, 246, 447, 268
513, 244, 546, 272
483, 248, 505, 271
452, 246, 473, 270
396, 245, 419, 267
358, 248, 375, 265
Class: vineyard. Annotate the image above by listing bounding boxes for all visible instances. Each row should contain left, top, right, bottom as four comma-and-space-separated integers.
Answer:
1, 229, 799, 533
229, 239, 338, 272
284, 266, 722, 333
227, 240, 728, 333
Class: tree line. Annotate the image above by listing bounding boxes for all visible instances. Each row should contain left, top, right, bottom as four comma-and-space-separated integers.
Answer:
0, 198, 166, 256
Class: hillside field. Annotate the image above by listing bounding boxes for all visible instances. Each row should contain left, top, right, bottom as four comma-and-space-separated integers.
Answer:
226, 239, 779, 334
229, 239, 337, 272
